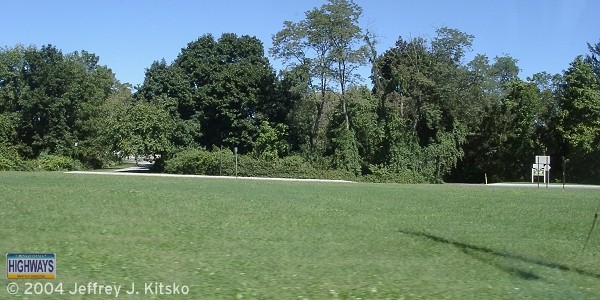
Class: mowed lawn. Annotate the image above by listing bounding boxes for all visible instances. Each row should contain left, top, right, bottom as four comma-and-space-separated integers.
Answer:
1, 172, 599, 299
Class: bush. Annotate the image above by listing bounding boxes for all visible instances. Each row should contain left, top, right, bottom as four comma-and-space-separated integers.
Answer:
0, 149, 83, 171
363, 164, 429, 183
32, 155, 84, 171
0, 155, 19, 171
0, 148, 34, 171
236, 155, 317, 178
164, 148, 234, 175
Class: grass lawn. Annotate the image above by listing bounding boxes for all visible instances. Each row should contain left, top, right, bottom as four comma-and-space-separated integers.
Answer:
1, 172, 599, 299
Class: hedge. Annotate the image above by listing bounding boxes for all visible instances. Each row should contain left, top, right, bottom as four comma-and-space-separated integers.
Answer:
164, 148, 357, 180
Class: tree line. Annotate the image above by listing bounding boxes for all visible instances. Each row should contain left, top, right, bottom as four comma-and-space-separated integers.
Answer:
1, 0, 599, 183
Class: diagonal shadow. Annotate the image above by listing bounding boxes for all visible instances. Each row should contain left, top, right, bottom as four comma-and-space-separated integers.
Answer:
399, 229, 600, 279
460, 246, 541, 280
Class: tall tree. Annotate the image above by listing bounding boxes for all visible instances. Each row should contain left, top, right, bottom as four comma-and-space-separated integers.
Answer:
558, 56, 600, 153
372, 29, 475, 182
448, 53, 525, 183
556, 56, 600, 182
323, 0, 369, 129
271, 0, 370, 153
587, 40, 600, 80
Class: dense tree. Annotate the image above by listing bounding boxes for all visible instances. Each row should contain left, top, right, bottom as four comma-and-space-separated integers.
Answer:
448, 52, 530, 183
490, 79, 546, 180
555, 56, 600, 183
136, 59, 201, 149
138, 33, 280, 154
275, 66, 313, 152
108, 101, 175, 162
0, 45, 118, 166
558, 57, 600, 153
371, 28, 474, 182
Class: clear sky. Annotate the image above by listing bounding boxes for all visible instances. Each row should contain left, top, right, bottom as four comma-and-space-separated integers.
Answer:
1, 0, 598, 87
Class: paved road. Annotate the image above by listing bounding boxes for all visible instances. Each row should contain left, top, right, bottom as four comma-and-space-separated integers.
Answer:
65, 170, 355, 183
64, 168, 600, 187
486, 182, 600, 189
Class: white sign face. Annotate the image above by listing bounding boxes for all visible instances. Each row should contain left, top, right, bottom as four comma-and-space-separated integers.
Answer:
535, 156, 550, 165
532, 156, 551, 184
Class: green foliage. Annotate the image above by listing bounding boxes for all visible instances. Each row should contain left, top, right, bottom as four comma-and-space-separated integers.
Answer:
586, 40, 600, 80
330, 126, 361, 176
32, 154, 83, 171
0, 147, 32, 171
3, 18, 600, 185
558, 56, 600, 152
555, 56, 600, 183
164, 148, 231, 175
363, 164, 426, 183
372, 32, 472, 182
114, 101, 175, 160
431, 27, 474, 63
253, 121, 290, 160
490, 55, 520, 84
344, 86, 382, 165
271, 0, 370, 153
171, 33, 278, 152
137, 33, 289, 154
164, 148, 356, 180
0, 150, 82, 171
0, 112, 18, 148
76, 83, 133, 168
0, 44, 118, 167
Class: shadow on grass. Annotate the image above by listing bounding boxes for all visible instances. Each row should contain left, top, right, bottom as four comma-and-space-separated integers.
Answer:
461, 247, 542, 280
399, 230, 600, 280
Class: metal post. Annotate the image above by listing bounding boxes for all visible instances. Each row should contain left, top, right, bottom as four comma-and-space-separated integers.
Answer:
234, 147, 238, 178
537, 156, 540, 188
545, 161, 549, 188
545, 151, 549, 188
562, 156, 566, 189
73, 142, 78, 168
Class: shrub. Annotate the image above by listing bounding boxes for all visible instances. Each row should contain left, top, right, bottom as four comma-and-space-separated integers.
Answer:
33, 155, 84, 171
164, 148, 234, 175
0, 150, 83, 172
0, 155, 18, 171
363, 164, 428, 183
235, 155, 317, 178
0, 148, 34, 171
164, 148, 357, 180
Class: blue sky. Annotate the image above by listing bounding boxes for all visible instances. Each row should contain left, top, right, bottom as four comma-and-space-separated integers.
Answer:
1, 0, 598, 87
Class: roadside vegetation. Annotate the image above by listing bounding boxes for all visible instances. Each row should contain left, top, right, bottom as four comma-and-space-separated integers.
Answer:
1, 0, 600, 183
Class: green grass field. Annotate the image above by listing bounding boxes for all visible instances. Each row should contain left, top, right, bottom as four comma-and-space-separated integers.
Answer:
1, 172, 599, 299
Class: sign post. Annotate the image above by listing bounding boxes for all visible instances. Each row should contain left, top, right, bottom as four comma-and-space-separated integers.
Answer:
537, 156, 540, 188
562, 156, 566, 189
234, 147, 238, 178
